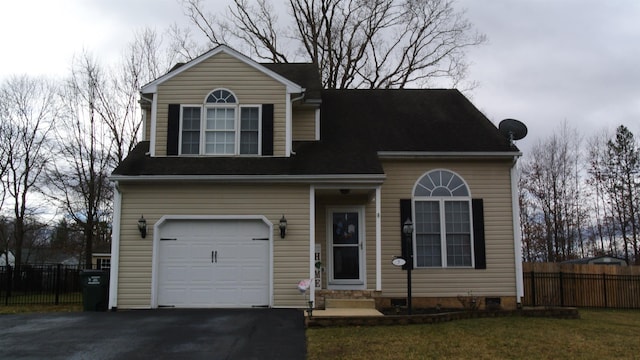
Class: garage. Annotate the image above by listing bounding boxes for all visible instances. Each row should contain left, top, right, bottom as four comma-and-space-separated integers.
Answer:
156, 218, 271, 308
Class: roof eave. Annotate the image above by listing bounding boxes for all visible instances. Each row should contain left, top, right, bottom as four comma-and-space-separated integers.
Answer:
377, 151, 522, 159
109, 174, 386, 184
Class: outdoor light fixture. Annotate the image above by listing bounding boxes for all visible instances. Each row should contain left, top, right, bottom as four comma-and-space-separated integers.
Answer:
279, 215, 287, 238
138, 215, 147, 238
403, 218, 414, 237
403, 218, 414, 315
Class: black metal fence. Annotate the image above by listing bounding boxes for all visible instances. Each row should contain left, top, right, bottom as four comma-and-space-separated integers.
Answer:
523, 271, 640, 309
0, 264, 85, 306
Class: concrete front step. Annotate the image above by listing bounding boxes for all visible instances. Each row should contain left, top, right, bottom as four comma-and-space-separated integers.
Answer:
325, 298, 376, 309
307, 308, 383, 317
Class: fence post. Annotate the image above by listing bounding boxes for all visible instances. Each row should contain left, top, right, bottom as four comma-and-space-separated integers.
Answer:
530, 271, 536, 307
55, 264, 61, 305
602, 273, 607, 308
559, 271, 564, 307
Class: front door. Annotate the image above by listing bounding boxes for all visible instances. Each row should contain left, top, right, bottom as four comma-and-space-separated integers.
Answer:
327, 208, 365, 288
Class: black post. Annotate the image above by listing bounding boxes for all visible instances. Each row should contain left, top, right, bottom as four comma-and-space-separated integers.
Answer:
55, 264, 61, 305
407, 235, 412, 315
403, 219, 414, 315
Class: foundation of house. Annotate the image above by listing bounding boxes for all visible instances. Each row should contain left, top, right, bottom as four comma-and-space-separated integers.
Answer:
314, 290, 518, 311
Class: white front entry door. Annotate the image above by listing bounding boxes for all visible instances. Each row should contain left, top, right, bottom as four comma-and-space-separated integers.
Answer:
327, 208, 365, 288
157, 219, 270, 308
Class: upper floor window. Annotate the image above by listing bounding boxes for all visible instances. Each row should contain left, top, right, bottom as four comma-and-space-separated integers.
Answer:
180, 89, 260, 155
413, 169, 473, 268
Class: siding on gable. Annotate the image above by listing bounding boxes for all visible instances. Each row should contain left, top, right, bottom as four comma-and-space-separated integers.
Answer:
292, 106, 317, 141
153, 52, 287, 156
116, 183, 310, 309
378, 159, 517, 298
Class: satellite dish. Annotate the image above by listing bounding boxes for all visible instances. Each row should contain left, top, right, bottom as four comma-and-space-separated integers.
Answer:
499, 118, 528, 144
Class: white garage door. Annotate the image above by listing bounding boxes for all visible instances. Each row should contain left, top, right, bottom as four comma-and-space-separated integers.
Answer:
157, 219, 270, 308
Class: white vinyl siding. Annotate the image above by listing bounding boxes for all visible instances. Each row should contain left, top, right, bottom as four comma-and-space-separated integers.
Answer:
379, 159, 517, 299
116, 183, 310, 309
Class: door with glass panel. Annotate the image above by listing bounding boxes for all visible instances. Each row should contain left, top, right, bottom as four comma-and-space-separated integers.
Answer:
327, 208, 365, 287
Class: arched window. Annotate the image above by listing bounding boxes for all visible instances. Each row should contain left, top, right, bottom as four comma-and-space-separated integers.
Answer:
413, 170, 473, 267
206, 89, 237, 103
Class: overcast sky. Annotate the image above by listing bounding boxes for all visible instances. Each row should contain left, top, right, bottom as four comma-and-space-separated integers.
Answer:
1, 0, 638, 153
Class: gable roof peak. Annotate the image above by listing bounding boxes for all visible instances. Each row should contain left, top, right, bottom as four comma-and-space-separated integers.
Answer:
141, 44, 304, 94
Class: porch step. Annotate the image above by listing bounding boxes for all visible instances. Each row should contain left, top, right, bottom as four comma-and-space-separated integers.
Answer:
325, 298, 376, 309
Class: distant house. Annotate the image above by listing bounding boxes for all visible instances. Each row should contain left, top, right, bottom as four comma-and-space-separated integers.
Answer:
92, 244, 111, 270
109, 45, 524, 311
563, 256, 627, 266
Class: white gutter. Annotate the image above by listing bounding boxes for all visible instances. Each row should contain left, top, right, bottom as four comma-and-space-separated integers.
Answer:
108, 182, 122, 310
510, 155, 524, 306
109, 174, 387, 184
378, 151, 522, 159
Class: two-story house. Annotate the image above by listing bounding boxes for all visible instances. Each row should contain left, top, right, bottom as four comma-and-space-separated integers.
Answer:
109, 45, 524, 311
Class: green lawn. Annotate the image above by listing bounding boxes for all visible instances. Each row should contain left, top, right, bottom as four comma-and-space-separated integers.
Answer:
0, 304, 81, 314
307, 310, 640, 359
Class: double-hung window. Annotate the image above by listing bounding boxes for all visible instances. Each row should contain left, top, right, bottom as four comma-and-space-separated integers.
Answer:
179, 89, 261, 155
413, 169, 474, 268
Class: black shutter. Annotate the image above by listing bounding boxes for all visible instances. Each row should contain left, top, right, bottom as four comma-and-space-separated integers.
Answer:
472, 198, 486, 269
400, 199, 412, 270
167, 104, 180, 155
262, 104, 274, 156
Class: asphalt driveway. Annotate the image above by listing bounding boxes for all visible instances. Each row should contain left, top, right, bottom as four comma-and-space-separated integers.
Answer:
0, 308, 306, 360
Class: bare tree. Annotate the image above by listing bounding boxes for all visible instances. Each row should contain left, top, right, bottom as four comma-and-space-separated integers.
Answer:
0, 75, 58, 276
48, 53, 114, 268
603, 125, 639, 264
519, 124, 584, 262
179, 0, 486, 89
585, 131, 618, 255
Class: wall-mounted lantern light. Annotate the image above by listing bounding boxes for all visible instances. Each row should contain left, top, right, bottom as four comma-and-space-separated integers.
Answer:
138, 215, 147, 238
279, 215, 287, 239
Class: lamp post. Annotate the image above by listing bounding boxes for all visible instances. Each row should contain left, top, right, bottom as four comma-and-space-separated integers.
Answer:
403, 218, 414, 315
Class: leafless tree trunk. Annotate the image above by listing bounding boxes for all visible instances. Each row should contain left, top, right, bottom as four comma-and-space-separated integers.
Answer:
48, 53, 114, 268
179, 0, 485, 89
0, 75, 58, 277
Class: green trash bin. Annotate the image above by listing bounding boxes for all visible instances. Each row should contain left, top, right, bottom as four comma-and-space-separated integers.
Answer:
80, 269, 109, 311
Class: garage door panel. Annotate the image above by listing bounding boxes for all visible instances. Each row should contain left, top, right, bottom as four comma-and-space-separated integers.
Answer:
157, 219, 270, 308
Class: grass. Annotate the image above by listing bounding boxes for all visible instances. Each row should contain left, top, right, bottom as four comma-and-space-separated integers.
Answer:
306, 309, 640, 359
0, 292, 82, 305
0, 303, 82, 314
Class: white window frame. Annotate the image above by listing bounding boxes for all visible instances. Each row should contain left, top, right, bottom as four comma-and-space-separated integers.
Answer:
177, 89, 262, 156
412, 169, 475, 268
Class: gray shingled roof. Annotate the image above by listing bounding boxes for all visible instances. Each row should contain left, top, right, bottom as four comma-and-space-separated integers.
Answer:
113, 66, 517, 178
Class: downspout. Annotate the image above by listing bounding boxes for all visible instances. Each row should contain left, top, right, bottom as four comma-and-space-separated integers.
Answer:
149, 93, 158, 157
375, 186, 382, 291
288, 92, 306, 156
309, 185, 316, 308
511, 155, 524, 307
108, 181, 122, 310
139, 94, 153, 142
